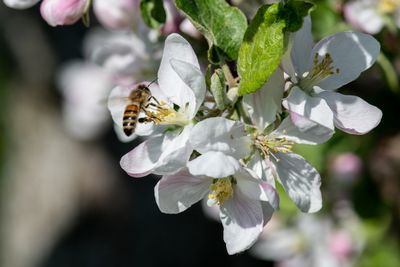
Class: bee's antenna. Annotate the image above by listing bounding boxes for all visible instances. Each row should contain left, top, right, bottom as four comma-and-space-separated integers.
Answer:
147, 78, 158, 87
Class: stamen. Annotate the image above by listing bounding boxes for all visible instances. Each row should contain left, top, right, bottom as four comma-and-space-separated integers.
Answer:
140, 100, 190, 126
299, 53, 337, 92
254, 134, 294, 160
208, 177, 235, 205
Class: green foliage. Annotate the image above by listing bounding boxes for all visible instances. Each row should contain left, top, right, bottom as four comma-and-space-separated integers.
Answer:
140, 0, 166, 29
175, 0, 247, 63
237, 1, 313, 96
210, 69, 228, 110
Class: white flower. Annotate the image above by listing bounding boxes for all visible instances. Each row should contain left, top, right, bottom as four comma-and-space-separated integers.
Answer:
155, 155, 277, 255
344, 0, 400, 34
3, 0, 40, 9
93, 0, 138, 30
282, 17, 382, 135
109, 33, 206, 177
250, 211, 364, 267
84, 28, 161, 85
189, 68, 331, 213
57, 61, 114, 140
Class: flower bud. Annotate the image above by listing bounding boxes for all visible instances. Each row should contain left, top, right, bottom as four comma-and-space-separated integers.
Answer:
3, 0, 40, 9
93, 0, 138, 30
40, 0, 89, 27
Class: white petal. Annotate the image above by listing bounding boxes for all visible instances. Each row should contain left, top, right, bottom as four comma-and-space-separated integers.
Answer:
3, 0, 40, 9
220, 187, 264, 254
190, 117, 251, 159
311, 32, 380, 90
284, 87, 334, 131
120, 135, 164, 177
158, 33, 200, 109
155, 169, 211, 214
187, 152, 241, 178
154, 126, 193, 175
272, 116, 334, 145
243, 68, 285, 131
236, 172, 280, 211
272, 152, 322, 213
247, 152, 276, 186
291, 16, 314, 76
319, 91, 382, 134
170, 59, 206, 118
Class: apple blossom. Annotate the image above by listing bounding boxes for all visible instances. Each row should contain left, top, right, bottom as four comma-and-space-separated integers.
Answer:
93, 0, 138, 30
3, 0, 40, 9
282, 17, 382, 135
155, 155, 278, 254
344, 0, 400, 34
108, 33, 206, 177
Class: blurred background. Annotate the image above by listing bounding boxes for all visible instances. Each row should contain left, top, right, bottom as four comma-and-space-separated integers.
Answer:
0, 0, 399, 266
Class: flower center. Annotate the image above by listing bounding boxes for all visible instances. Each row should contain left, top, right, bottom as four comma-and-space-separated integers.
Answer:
379, 0, 400, 13
141, 101, 190, 126
208, 177, 235, 206
254, 134, 294, 160
299, 53, 339, 93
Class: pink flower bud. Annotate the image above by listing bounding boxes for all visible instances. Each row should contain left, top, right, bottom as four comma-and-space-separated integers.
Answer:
40, 0, 89, 27
329, 231, 353, 259
329, 153, 362, 182
93, 0, 138, 30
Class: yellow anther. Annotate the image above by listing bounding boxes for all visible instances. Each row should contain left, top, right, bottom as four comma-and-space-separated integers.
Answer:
208, 178, 234, 205
255, 134, 294, 159
300, 53, 337, 92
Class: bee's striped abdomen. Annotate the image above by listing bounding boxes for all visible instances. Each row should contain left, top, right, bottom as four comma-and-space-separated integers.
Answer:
122, 103, 140, 136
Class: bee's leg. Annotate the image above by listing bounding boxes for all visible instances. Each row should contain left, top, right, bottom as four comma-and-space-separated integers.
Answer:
148, 96, 161, 105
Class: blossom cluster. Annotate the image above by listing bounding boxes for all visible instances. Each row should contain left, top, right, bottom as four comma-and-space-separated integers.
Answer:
3, 0, 384, 256
107, 18, 382, 254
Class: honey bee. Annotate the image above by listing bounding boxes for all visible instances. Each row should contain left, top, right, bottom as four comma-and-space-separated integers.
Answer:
122, 84, 153, 136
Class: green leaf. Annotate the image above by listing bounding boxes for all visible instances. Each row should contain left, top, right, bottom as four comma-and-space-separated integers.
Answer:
281, 0, 314, 32
238, 1, 314, 95
140, 0, 166, 29
210, 69, 228, 110
175, 0, 247, 63
238, 4, 286, 96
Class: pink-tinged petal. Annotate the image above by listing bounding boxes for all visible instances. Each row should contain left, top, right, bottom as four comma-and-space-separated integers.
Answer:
319, 91, 382, 134
291, 16, 314, 76
187, 152, 241, 178
93, 0, 138, 30
272, 152, 322, 213
310, 32, 380, 90
243, 68, 285, 131
284, 87, 334, 131
272, 116, 334, 145
220, 187, 264, 255
247, 152, 276, 186
170, 59, 206, 118
189, 117, 251, 159
40, 0, 88, 27
343, 1, 384, 34
120, 135, 164, 177
236, 171, 280, 211
158, 34, 200, 109
155, 169, 211, 214
3, 0, 40, 9
153, 126, 193, 175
